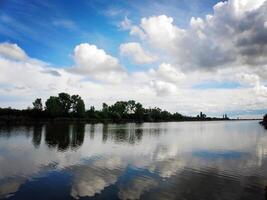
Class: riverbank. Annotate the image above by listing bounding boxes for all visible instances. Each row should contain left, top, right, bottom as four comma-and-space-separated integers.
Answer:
0, 94, 233, 125
260, 120, 267, 128
259, 114, 267, 129
0, 116, 233, 126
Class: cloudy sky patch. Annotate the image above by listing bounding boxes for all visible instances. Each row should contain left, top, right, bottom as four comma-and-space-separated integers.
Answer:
0, 0, 267, 118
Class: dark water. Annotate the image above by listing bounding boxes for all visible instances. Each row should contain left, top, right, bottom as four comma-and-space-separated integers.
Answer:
0, 121, 267, 200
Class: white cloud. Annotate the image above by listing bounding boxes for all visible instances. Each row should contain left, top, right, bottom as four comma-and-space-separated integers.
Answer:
0, 42, 266, 117
236, 73, 267, 97
129, 25, 146, 39
150, 80, 177, 96
129, 0, 267, 70
229, 0, 266, 14
139, 15, 184, 51
120, 17, 132, 30
120, 17, 146, 39
149, 63, 185, 83
71, 43, 127, 83
237, 73, 260, 86
0, 42, 28, 61
120, 42, 157, 64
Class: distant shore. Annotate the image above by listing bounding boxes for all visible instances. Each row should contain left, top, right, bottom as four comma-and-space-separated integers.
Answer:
0, 92, 234, 126
260, 120, 267, 128
259, 114, 267, 129
0, 116, 258, 126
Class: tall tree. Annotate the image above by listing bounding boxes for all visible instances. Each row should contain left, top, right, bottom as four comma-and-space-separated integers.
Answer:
71, 95, 85, 117
45, 96, 62, 116
58, 92, 72, 114
32, 98, 43, 110
263, 114, 267, 123
134, 102, 144, 121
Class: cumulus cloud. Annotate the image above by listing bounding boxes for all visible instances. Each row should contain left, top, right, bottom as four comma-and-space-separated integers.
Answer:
237, 73, 260, 86
236, 73, 267, 97
0, 42, 266, 116
41, 69, 61, 77
0, 42, 28, 61
71, 43, 127, 83
0, 42, 101, 107
120, 17, 146, 39
128, 0, 267, 70
150, 80, 177, 96
139, 15, 184, 51
120, 42, 157, 64
149, 63, 185, 83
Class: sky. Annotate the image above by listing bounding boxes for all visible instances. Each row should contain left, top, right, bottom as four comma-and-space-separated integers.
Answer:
0, 0, 267, 118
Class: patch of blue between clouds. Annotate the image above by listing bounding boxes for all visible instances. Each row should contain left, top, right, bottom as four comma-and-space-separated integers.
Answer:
192, 81, 242, 89
226, 109, 267, 118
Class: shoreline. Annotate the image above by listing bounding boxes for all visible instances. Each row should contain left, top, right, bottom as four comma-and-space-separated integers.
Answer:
260, 120, 267, 128
0, 117, 259, 126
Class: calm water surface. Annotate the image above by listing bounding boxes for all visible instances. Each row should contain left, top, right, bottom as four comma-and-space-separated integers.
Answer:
0, 121, 267, 200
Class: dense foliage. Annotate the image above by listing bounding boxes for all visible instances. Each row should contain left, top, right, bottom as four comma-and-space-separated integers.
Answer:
0, 92, 229, 124
45, 93, 85, 117
263, 114, 267, 123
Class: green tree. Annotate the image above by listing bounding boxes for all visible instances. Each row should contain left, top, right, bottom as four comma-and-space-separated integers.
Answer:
102, 103, 109, 118
126, 100, 136, 114
263, 114, 267, 123
45, 96, 62, 116
58, 92, 72, 114
134, 102, 144, 121
71, 95, 85, 117
86, 106, 95, 118
33, 98, 43, 110
76, 99, 85, 116
102, 103, 108, 111
111, 101, 127, 116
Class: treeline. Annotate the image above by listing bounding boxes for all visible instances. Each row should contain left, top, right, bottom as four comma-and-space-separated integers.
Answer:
0, 92, 230, 124
260, 114, 267, 128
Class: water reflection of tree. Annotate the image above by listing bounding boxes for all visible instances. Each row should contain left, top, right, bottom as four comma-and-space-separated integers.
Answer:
32, 125, 43, 148
102, 124, 108, 143
89, 124, 95, 139
0, 126, 33, 138
70, 124, 85, 149
44, 123, 85, 151
101, 125, 143, 144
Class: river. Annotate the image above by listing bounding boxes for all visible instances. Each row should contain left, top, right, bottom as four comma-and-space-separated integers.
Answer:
0, 121, 266, 200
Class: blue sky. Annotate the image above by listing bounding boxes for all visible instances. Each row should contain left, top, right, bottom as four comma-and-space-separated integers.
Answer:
0, 0, 221, 66
0, 0, 267, 118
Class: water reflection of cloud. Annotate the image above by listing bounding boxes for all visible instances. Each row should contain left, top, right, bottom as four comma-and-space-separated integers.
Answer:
140, 167, 266, 200
118, 176, 158, 200
70, 156, 125, 199
148, 158, 186, 178
71, 169, 118, 199
0, 178, 25, 198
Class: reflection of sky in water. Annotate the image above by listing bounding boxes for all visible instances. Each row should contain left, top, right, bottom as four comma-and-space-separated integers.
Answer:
0, 121, 266, 199
192, 150, 249, 159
